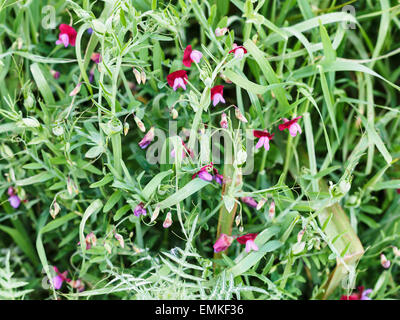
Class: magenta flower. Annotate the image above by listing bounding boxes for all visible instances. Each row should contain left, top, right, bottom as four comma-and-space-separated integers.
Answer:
192, 163, 223, 185
253, 130, 274, 151
171, 141, 194, 159
213, 233, 234, 253
52, 266, 70, 290
91, 52, 102, 64
229, 43, 247, 60
278, 116, 302, 137
51, 70, 60, 79
211, 85, 225, 107
236, 233, 259, 253
340, 286, 372, 300
55, 24, 77, 48
182, 45, 203, 67
134, 202, 147, 217
138, 127, 155, 149
215, 27, 228, 37
167, 70, 188, 91
241, 197, 258, 209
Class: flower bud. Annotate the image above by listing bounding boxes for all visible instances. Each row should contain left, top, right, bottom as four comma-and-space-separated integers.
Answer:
297, 229, 305, 243
123, 122, 129, 136
256, 198, 266, 211
163, 211, 172, 228
235, 214, 241, 227
268, 201, 275, 219
393, 246, 400, 257
50, 201, 61, 219
171, 108, 178, 119
235, 107, 248, 123
380, 253, 390, 269
115, 233, 124, 248
133, 68, 141, 84
104, 242, 112, 254
141, 70, 146, 84
215, 27, 229, 37
69, 83, 82, 97
150, 205, 160, 223
134, 115, 146, 132
220, 112, 228, 129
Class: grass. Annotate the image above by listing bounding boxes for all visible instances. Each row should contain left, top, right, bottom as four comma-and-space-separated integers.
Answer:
0, 0, 400, 300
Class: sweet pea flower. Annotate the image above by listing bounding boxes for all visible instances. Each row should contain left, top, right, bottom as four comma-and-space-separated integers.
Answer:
85, 232, 97, 250
229, 43, 247, 60
340, 286, 372, 300
55, 24, 77, 48
134, 202, 147, 217
211, 85, 225, 106
241, 197, 258, 209
69, 82, 82, 97
163, 211, 172, 228
52, 266, 70, 290
7, 187, 21, 209
51, 70, 60, 79
269, 201, 275, 219
236, 233, 259, 253
213, 233, 234, 253
220, 112, 228, 129
215, 27, 229, 37
91, 52, 102, 64
167, 70, 188, 91
87, 28, 93, 35
171, 141, 194, 159
138, 127, 155, 149
182, 45, 203, 67
253, 130, 274, 151
381, 253, 390, 269
192, 163, 223, 185
278, 116, 302, 137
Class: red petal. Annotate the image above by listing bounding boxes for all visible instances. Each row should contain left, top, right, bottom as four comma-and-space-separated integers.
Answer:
229, 46, 247, 54
59, 24, 77, 46
253, 130, 274, 140
211, 85, 224, 99
167, 70, 188, 88
278, 116, 302, 131
182, 45, 193, 67
236, 233, 258, 244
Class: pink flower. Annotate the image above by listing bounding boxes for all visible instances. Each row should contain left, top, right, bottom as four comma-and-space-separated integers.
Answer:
278, 116, 302, 137
241, 197, 258, 209
213, 233, 234, 253
138, 127, 155, 149
236, 233, 259, 253
340, 286, 372, 300
229, 43, 247, 60
55, 24, 77, 48
211, 85, 225, 106
69, 82, 82, 97
51, 70, 60, 79
182, 45, 203, 67
85, 232, 97, 250
171, 141, 194, 159
253, 130, 274, 151
134, 202, 147, 217
52, 266, 70, 290
167, 70, 188, 91
220, 112, 228, 129
192, 163, 223, 185
215, 27, 229, 37
163, 212, 172, 228
90, 52, 102, 64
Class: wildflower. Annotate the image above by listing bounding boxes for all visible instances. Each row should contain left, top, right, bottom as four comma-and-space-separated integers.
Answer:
182, 45, 203, 67
52, 266, 70, 290
134, 202, 147, 217
241, 196, 258, 209
278, 116, 302, 137
254, 130, 274, 151
170, 108, 178, 119
90, 52, 102, 64
7, 187, 21, 209
340, 286, 372, 300
134, 115, 146, 133
88, 67, 95, 83
229, 43, 247, 60
150, 205, 160, 223
70, 279, 85, 292
297, 229, 305, 243
237, 233, 259, 253
51, 70, 60, 79
211, 85, 225, 107
380, 253, 390, 269
214, 172, 224, 185
192, 163, 223, 184
163, 211, 173, 228
268, 201, 275, 219
171, 141, 194, 159
220, 112, 228, 129
55, 24, 77, 48
50, 201, 61, 219
114, 233, 124, 248
235, 215, 241, 226
85, 232, 97, 250
256, 198, 266, 210
167, 70, 188, 91
87, 28, 93, 35
133, 68, 142, 84
213, 233, 234, 253
234, 107, 248, 123
138, 127, 155, 149
393, 246, 400, 257
215, 27, 229, 37
69, 82, 82, 97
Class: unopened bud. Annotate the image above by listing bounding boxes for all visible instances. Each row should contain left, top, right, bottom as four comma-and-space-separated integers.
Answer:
215, 27, 229, 37
123, 122, 129, 136
163, 212, 173, 228
268, 201, 275, 219
141, 70, 146, 84
256, 198, 266, 211
297, 229, 305, 243
115, 233, 124, 248
239, 226, 244, 232
380, 253, 390, 269
134, 115, 146, 132
50, 201, 61, 219
235, 107, 248, 123
235, 215, 241, 227
133, 68, 141, 84
104, 242, 112, 254
150, 205, 160, 223
220, 112, 228, 129
171, 108, 178, 119
393, 246, 400, 257
69, 83, 82, 97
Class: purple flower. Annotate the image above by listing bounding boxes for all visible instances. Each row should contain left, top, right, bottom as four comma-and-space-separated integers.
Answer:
138, 127, 155, 149
9, 195, 21, 208
214, 174, 224, 185
134, 202, 147, 217
87, 28, 93, 35
241, 197, 258, 208
213, 233, 234, 253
